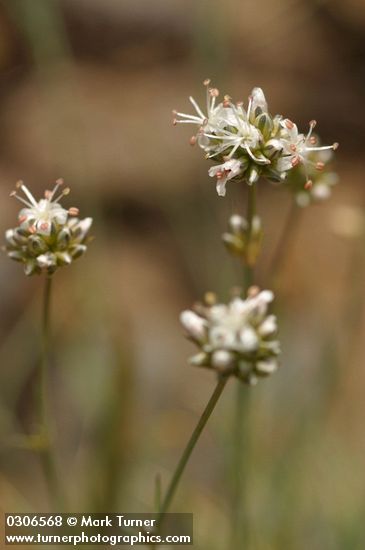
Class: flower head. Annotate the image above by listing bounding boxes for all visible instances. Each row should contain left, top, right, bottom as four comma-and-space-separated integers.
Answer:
180, 287, 280, 385
174, 80, 338, 197
5, 179, 93, 275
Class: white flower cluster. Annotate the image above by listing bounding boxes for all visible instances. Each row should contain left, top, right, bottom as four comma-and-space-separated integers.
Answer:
180, 288, 280, 385
173, 80, 338, 198
5, 180, 93, 275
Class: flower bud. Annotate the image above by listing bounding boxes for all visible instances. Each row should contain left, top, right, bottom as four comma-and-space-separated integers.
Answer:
258, 315, 277, 337
56, 251, 72, 265
255, 113, 273, 140
256, 358, 278, 375
57, 227, 71, 249
189, 352, 210, 367
222, 233, 245, 256
27, 235, 48, 255
263, 139, 284, 160
180, 310, 207, 341
211, 350, 235, 371
240, 327, 259, 352
37, 252, 57, 269
229, 214, 247, 234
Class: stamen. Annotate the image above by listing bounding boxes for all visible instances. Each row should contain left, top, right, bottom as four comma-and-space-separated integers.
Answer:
333, 142, 339, 150
309, 136, 317, 145
10, 191, 32, 207
291, 156, 301, 167
189, 96, 206, 120
285, 119, 294, 130
68, 207, 79, 216
305, 120, 317, 143
189, 136, 197, 146
209, 88, 219, 97
53, 187, 70, 203
228, 142, 241, 159
173, 119, 203, 125
248, 285, 260, 298
44, 190, 52, 199
304, 180, 313, 190
49, 178, 65, 200
203, 79, 211, 86
174, 111, 202, 122
316, 162, 325, 171
39, 222, 49, 231
305, 145, 337, 152
18, 215, 27, 224
28, 225, 36, 234
16, 180, 38, 207
204, 291, 216, 305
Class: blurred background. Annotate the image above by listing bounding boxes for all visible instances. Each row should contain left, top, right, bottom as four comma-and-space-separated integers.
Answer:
0, 0, 364, 548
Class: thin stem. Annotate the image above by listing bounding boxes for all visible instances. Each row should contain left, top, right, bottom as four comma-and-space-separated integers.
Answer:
231, 182, 257, 547
268, 199, 301, 280
38, 275, 63, 509
156, 376, 228, 530
244, 183, 257, 289
231, 384, 251, 546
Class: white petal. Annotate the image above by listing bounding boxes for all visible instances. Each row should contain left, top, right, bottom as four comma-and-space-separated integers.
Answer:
211, 350, 234, 368
276, 156, 294, 173
208, 165, 221, 177
180, 310, 206, 341
239, 326, 259, 352
229, 214, 247, 233
256, 359, 278, 374
36, 253, 55, 268
258, 315, 277, 337
258, 290, 274, 303
216, 178, 227, 197
76, 217, 93, 239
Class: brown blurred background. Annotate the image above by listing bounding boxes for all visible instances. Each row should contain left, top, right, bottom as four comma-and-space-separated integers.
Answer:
0, 1, 365, 548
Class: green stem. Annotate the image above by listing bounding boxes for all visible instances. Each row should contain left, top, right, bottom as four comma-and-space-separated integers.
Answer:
231, 182, 257, 547
244, 183, 257, 289
38, 275, 63, 509
231, 383, 251, 546
156, 376, 228, 531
